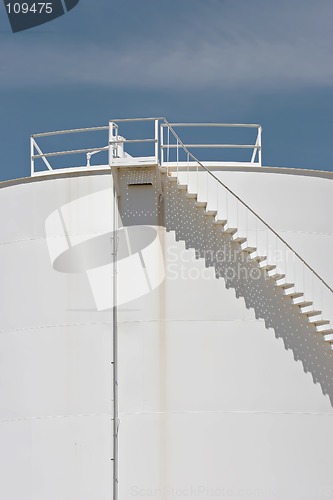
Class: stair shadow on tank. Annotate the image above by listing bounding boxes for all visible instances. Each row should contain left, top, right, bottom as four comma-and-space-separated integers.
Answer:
164, 177, 333, 406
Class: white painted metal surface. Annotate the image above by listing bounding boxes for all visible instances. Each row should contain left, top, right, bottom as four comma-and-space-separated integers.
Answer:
1, 120, 333, 499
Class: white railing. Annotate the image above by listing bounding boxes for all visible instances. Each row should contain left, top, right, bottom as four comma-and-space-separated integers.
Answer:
160, 122, 262, 166
30, 118, 160, 176
30, 118, 261, 176
30, 125, 109, 176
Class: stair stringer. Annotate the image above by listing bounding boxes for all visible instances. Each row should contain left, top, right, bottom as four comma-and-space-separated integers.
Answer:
163, 174, 333, 405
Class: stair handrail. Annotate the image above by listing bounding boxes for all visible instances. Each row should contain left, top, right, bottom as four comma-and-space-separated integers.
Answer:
160, 118, 333, 296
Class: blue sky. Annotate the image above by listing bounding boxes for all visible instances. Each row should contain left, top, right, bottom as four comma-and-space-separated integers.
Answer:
0, 0, 332, 181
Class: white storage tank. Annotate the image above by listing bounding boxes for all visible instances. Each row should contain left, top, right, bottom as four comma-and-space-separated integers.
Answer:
0, 118, 332, 500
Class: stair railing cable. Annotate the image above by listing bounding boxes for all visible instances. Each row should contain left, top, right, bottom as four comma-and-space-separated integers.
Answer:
160, 118, 333, 308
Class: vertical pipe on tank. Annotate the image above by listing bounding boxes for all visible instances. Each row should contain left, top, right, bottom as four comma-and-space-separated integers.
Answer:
112, 182, 119, 500
109, 120, 119, 500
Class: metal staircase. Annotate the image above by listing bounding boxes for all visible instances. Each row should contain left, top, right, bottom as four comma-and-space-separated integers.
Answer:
159, 120, 333, 350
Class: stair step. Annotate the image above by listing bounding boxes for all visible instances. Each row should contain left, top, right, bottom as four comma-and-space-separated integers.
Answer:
295, 300, 313, 308
213, 219, 227, 226
310, 319, 330, 327
177, 184, 187, 190
301, 310, 322, 317
316, 326, 332, 334
167, 175, 178, 182
186, 192, 197, 199
224, 227, 237, 234
233, 236, 247, 243
241, 246, 257, 254
286, 292, 304, 299
319, 329, 333, 336
205, 210, 217, 217
271, 273, 286, 281
275, 282, 294, 290
195, 201, 207, 208
260, 264, 276, 272
322, 333, 333, 341
251, 255, 267, 263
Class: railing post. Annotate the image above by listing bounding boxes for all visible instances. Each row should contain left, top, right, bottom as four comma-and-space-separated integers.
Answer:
108, 121, 113, 166
30, 136, 34, 177
176, 139, 179, 177
167, 126, 170, 165
155, 119, 159, 164
258, 126, 262, 166
160, 124, 164, 168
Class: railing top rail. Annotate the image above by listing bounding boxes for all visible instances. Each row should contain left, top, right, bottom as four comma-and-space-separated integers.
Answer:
109, 117, 162, 123
32, 118, 161, 140
31, 118, 262, 139
161, 118, 333, 295
163, 122, 261, 128
32, 126, 109, 138
162, 144, 260, 149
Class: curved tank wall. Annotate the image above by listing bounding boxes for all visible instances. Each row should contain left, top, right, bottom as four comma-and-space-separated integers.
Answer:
0, 167, 332, 500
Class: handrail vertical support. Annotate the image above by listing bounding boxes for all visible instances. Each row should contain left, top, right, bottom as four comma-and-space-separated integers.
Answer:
160, 124, 164, 169
30, 136, 34, 177
154, 119, 159, 164
108, 122, 114, 164
258, 126, 262, 166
